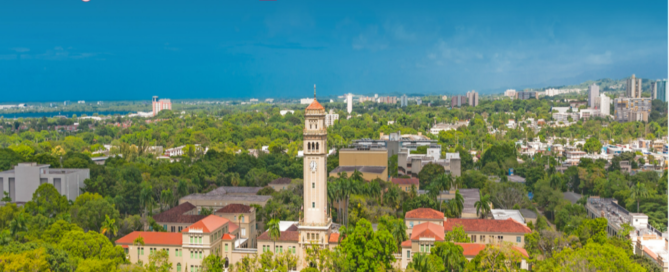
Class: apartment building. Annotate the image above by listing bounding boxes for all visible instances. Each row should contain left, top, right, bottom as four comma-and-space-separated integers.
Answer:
397, 145, 461, 178
0, 162, 89, 203
153, 202, 206, 233
179, 186, 272, 211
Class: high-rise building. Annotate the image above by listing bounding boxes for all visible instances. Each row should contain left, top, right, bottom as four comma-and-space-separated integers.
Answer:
416, 98, 422, 106
588, 84, 599, 108
466, 90, 479, 107
504, 89, 517, 99
614, 97, 652, 122
346, 93, 353, 114
599, 94, 611, 115
626, 74, 643, 98
516, 91, 537, 100
324, 109, 339, 127
152, 96, 172, 116
652, 79, 667, 102
401, 95, 408, 107
451, 95, 467, 108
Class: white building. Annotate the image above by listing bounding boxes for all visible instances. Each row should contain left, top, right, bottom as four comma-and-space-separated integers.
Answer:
265, 98, 274, 103
504, 89, 517, 99
599, 94, 611, 115
0, 162, 90, 203
249, 98, 259, 103
588, 84, 599, 108
78, 100, 86, 104
279, 110, 294, 116
324, 109, 339, 127
346, 93, 353, 114
300, 98, 314, 105
466, 90, 479, 107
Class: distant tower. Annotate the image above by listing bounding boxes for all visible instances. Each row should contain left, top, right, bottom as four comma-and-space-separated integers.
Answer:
346, 93, 353, 114
588, 84, 599, 108
152, 96, 172, 117
626, 74, 642, 98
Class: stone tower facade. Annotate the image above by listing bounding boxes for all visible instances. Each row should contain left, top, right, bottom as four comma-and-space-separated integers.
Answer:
298, 90, 332, 269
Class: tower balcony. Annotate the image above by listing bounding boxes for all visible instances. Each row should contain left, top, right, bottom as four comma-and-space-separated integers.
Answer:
299, 217, 332, 227
303, 130, 327, 136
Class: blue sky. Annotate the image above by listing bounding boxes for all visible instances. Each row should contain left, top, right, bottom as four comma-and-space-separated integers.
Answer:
0, 0, 666, 102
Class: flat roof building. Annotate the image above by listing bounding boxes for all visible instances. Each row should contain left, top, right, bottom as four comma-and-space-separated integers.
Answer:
0, 162, 90, 203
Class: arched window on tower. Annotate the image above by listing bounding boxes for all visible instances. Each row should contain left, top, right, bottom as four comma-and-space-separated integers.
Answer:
316, 142, 319, 151
308, 142, 311, 151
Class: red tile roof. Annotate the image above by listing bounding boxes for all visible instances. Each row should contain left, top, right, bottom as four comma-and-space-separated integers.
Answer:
401, 240, 412, 248
391, 177, 419, 185
115, 231, 182, 246
444, 218, 531, 233
152, 202, 206, 224
257, 231, 300, 242
455, 243, 528, 258
228, 222, 239, 233
306, 99, 324, 110
410, 222, 445, 241
222, 234, 236, 241
329, 233, 340, 243
216, 204, 253, 214
182, 215, 229, 233
405, 208, 444, 220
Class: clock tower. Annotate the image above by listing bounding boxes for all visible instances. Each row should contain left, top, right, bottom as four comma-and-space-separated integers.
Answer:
298, 85, 331, 268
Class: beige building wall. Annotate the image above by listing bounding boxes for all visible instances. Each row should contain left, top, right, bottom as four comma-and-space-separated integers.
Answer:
216, 211, 257, 247
339, 149, 388, 168
125, 245, 184, 272
464, 231, 527, 247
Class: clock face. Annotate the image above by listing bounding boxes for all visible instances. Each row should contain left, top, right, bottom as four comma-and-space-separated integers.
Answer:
310, 161, 317, 171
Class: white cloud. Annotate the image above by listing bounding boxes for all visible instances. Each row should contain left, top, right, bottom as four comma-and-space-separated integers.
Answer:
586, 51, 613, 65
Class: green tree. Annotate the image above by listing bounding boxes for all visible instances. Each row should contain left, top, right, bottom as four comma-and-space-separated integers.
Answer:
339, 219, 397, 271
24, 183, 69, 219
474, 193, 491, 219
71, 192, 120, 233
444, 225, 471, 243
431, 241, 466, 272
535, 242, 645, 272
145, 248, 171, 272
583, 137, 603, 154
630, 182, 649, 213
100, 214, 119, 240
133, 235, 145, 264
407, 253, 444, 272
418, 163, 445, 188
267, 218, 281, 253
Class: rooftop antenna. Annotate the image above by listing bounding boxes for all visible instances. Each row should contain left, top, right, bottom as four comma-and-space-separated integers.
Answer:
314, 84, 316, 99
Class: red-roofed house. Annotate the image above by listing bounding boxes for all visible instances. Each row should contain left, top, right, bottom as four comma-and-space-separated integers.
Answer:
405, 208, 445, 237
115, 231, 184, 271
215, 204, 258, 247
152, 202, 206, 233
182, 215, 230, 271
443, 218, 531, 246
399, 222, 445, 268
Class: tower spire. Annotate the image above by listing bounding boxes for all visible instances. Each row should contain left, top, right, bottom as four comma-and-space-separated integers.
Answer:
314, 84, 316, 99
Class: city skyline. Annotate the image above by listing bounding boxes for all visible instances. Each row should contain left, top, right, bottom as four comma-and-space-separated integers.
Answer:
0, 0, 666, 102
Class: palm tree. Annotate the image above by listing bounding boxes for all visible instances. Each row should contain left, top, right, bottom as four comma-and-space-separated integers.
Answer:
139, 184, 155, 216
452, 190, 464, 218
433, 242, 466, 271
100, 214, 118, 240
407, 253, 435, 272
327, 181, 336, 218
237, 214, 243, 238
267, 219, 281, 253
474, 194, 491, 219
133, 235, 145, 264
9, 212, 27, 240
630, 182, 649, 213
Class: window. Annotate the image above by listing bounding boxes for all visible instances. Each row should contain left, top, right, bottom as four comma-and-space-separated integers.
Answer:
409, 221, 414, 228
171, 226, 175, 232
420, 244, 424, 252
141, 248, 144, 255
480, 235, 485, 243
177, 263, 181, 272
242, 228, 246, 236
190, 236, 193, 244
498, 236, 503, 243
312, 202, 315, 208
191, 251, 193, 258
471, 235, 477, 242
199, 251, 202, 259
312, 183, 315, 188
199, 237, 203, 244
407, 250, 411, 259
241, 216, 245, 223
516, 236, 521, 243
225, 244, 229, 251
163, 224, 167, 230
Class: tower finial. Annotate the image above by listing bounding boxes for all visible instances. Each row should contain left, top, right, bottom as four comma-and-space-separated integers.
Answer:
314, 84, 316, 99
